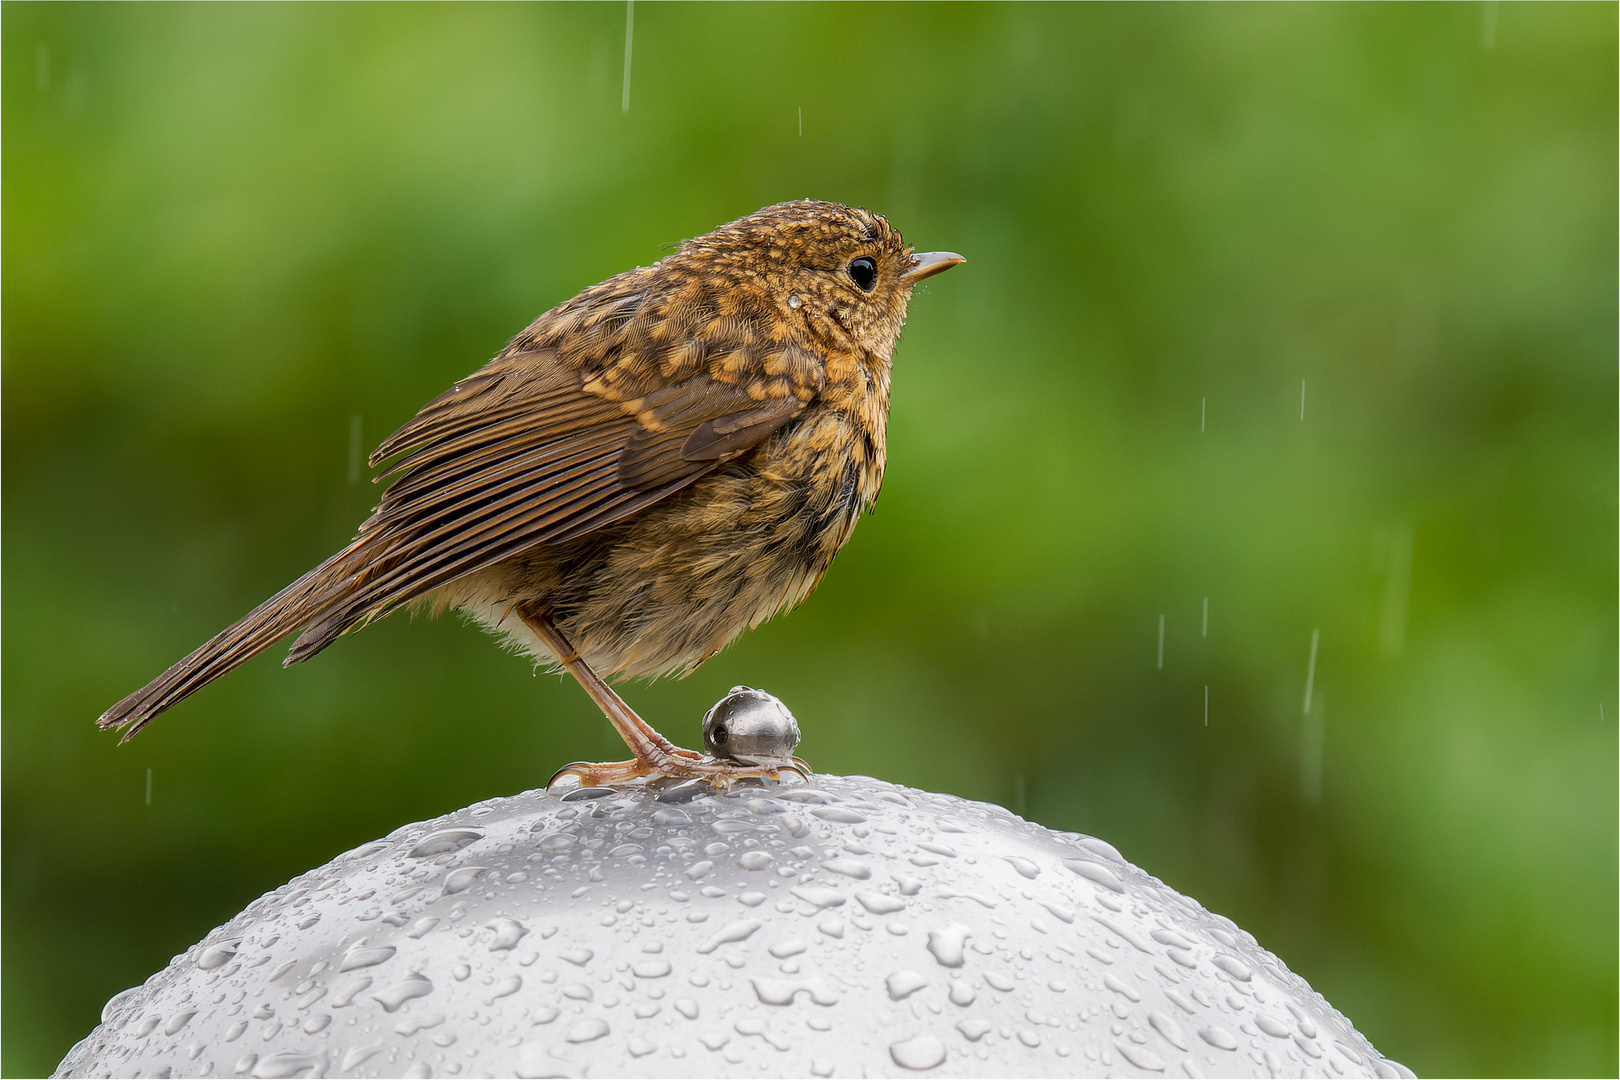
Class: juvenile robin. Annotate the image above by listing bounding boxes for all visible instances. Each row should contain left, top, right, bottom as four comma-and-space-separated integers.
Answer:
98, 200, 963, 785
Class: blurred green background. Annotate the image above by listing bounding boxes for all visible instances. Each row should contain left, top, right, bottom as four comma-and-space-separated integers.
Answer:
4, 2, 1614, 1075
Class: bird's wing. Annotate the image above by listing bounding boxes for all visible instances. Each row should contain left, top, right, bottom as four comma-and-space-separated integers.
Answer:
285, 319, 820, 659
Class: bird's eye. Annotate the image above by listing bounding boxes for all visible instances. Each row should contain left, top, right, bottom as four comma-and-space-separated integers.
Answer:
847, 257, 877, 292
713, 725, 728, 746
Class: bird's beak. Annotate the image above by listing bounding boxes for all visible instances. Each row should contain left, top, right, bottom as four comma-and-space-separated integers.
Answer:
903, 251, 966, 284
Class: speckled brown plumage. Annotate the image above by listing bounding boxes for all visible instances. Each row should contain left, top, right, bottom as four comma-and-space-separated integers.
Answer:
99, 200, 962, 781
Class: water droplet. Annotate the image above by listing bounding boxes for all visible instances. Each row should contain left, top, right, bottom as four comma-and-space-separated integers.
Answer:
339, 1044, 382, 1071
632, 959, 672, 978
487, 975, 522, 1004
560, 787, 615, 801
1294, 1033, 1325, 1059
1198, 1025, 1238, 1051
674, 998, 699, 1019
234, 1054, 258, 1075
225, 1021, 249, 1042
889, 1035, 946, 1070
751, 976, 839, 1006
1004, 857, 1040, 879
1149, 1011, 1188, 1050
1075, 836, 1126, 863
686, 860, 714, 880
1104, 974, 1141, 1002
164, 1010, 196, 1035
442, 867, 487, 894
560, 983, 593, 1001
396, 1013, 446, 1036
737, 851, 773, 870
1212, 955, 1252, 981
1287, 1002, 1319, 1038
885, 971, 927, 1000
811, 807, 866, 824
916, 841, 956, 858
768, 940, 807, 958
926, 924, 971, 967
339, 943, 396, 972
821, 859, 872, 880
486, 917, 528, 951
1256, 1013, 1290, 1038
956, 1020, 990, 1042
407, 829, 484, 858
697, 918, 761, 953
629, 1037, 656, 1057
134, 1015, 162, 1038
560, 948, 593, 966
1150, 929, 1194, 950
789, 886, 844, 909
948, 982, 976, 1006
1116, 1042, 1166, 1071
856, 892, 905, 915
652, 808, 691, 825
817, 920, 844, 938
894, 876, 922, 896
199, 942, 240, 970
1091, 914, 1153, 952
251, 1051, 324, 1078
984, 972, 1015, 992
788, 294, 802, 309
372, 974, 432, 1012
330, 978, 371, 1008
1064, 859, 1124, 893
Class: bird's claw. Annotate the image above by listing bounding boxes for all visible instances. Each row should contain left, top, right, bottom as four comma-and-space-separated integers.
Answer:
547, 751, 812, 792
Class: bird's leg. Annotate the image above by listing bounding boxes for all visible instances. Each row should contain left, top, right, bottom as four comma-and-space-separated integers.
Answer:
520, 608, 808, 789
520, 609, 698, 774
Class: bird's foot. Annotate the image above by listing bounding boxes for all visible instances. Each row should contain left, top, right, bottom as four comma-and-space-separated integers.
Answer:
547, 747, 811, 791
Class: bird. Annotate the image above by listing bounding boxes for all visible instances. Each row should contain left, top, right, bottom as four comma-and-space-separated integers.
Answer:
97, 200, 964, 786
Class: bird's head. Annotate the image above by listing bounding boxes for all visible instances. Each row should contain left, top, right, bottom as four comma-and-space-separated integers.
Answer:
679, 200, 963, 360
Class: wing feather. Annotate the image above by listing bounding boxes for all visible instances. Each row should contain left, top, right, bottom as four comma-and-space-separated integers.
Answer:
286, 335, 821, 660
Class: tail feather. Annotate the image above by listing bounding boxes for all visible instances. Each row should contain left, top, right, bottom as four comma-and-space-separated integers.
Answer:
97, 553, 361, 742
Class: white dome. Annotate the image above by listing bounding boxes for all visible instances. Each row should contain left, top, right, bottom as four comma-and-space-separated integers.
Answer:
58, 774, 1411, 1079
